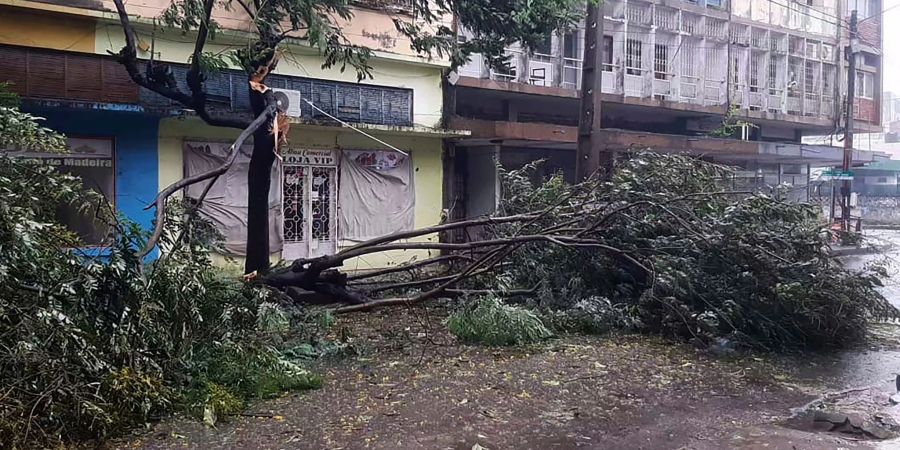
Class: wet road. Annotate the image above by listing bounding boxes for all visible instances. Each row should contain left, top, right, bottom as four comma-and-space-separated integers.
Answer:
830, 230, 900, 449
826, 229, 900, 393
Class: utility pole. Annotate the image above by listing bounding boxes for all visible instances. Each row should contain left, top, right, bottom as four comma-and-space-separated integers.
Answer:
576, 1, 606, 181
841, 10, 858, 232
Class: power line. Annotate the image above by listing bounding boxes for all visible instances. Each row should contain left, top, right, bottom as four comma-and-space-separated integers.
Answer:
765, 0, 849, 29
859, 1, 900, 23
302, 99, 409, 156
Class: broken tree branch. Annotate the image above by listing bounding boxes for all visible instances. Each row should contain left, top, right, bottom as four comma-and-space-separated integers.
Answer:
362, 268, 493, 294
139, 104, 277, 257
111, 0, 250, 130
346, 254, 471, 282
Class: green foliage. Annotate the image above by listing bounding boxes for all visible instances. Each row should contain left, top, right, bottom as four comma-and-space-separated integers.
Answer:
200, 343, 322, 400
708, 104, 760, 138
541, 297, 637, 335
189, 51, 232, 74
0, 105, 323, 447
0, 82, 21, 108
0, 108, 67, 153
489, 152, 899, 351
448, 295, 552, 346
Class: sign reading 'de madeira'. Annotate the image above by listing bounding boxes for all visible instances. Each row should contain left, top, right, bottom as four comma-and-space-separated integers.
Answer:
2, 137, 114, 167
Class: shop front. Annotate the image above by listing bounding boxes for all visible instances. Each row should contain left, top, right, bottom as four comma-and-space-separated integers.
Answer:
175, 126, 441, 270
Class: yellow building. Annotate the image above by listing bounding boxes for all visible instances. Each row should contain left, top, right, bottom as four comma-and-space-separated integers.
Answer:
0, 0, 464, 270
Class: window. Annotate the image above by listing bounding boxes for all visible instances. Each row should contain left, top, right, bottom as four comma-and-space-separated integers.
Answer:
750, 53, 762, 91
806, 42, 819, 59
821, 43, 834, 61
654, 44, 668, 79
804, 62, 818, 93
9, 137, 115, 245
847, 0, 879, 18
563, 31, 580, 59
857, 71, 875, 98
707, 0, 723, 8
863, 53, 880, 68
878, 177, 889, 183
822, 64, 836, 96
768, 56, 779, 94
535, 34, 552, 56
626, 38, 642, 75
602, 35, 613, 71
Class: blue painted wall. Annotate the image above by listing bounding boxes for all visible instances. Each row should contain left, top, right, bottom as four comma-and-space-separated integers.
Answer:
26, 106, 160, 257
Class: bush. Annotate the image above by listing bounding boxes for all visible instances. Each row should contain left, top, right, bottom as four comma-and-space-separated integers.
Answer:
0, 104, 321, 447
486, 153, 900, 351
448, 296, 552, 346
541, 297, 637, 335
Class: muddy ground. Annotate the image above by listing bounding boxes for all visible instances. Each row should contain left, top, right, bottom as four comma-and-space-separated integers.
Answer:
117, 304, 896, 450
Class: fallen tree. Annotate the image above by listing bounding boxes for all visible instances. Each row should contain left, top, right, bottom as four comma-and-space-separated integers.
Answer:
250, 153, 899, 351
111, 0, 588, 274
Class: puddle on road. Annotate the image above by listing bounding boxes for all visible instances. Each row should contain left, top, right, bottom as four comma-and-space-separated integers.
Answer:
785, 230, 900, 446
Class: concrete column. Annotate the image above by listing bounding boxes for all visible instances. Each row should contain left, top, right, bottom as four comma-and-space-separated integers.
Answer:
555, 29, 565, 87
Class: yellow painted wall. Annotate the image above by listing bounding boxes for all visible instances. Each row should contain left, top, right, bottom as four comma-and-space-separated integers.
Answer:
97, 27, 445, 128
0, 7, 96, 52
158, 117, 443, 271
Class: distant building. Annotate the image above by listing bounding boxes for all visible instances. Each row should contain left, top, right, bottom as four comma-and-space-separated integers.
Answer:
446, 0, 887, 221
850, 160, 900, 196
0, 0, 455, 268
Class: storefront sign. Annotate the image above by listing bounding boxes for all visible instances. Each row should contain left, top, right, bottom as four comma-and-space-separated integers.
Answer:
4, 137, 115, 167
352, 150, 407, 171
283, 148, 337, 167
17, 157, 113, 167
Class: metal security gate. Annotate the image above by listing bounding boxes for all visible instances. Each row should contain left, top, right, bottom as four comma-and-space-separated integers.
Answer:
281, 149, 338, 260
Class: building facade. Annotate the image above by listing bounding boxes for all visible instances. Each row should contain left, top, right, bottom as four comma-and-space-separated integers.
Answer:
447, 0, 886, 220
0, 0, 456, 269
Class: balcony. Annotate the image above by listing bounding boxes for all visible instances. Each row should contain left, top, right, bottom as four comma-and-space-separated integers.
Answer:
454, 30, 843, 124
562, 58, 583, 90
681, 13, 701, 34
626, 2, 652, 26
704, 18, 727, 41
654, 6, 679, 32
352, 0, 413, 13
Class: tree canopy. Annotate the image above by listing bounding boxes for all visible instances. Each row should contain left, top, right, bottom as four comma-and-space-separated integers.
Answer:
110, 0, 589, 273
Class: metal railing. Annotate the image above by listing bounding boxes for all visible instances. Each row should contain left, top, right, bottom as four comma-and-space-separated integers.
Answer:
680, 76, 701, 102
626, 2, 652, 25
653, 74, 675, 100
624, 71, 644, 97
803, 93, 820, 116
654, 7, 678, 32
704, 79, 724, 105
562, 57, 583, 90
681, 14, 700, 34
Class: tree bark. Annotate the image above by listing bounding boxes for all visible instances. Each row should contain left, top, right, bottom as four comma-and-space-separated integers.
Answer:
245, 88, 278, 274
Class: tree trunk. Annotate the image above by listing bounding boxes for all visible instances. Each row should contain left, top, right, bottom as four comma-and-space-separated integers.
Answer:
245, 88, 277, 275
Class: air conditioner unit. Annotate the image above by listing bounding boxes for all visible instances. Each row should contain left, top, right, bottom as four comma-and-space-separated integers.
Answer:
529, 60, 555, 87
270, 88, 303, 118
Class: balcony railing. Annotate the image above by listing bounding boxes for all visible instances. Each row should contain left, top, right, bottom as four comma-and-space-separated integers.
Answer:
562, 57, 583, 90
626, 2, 652, 25
654, 7, 679, 32
455, 38, 842, 122
353, 0, 413, 13
680, 75, 701, 102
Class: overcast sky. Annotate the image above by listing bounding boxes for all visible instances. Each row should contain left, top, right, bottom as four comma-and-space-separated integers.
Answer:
881, 0, 900, 94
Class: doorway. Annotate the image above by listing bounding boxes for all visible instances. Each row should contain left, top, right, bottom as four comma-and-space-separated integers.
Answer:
281, 149, 338, 260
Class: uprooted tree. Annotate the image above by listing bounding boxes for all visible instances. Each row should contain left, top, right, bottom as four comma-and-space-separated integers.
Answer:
109, 1, 899, 344
284, 152, 897, 351
111, 0, 588, 274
